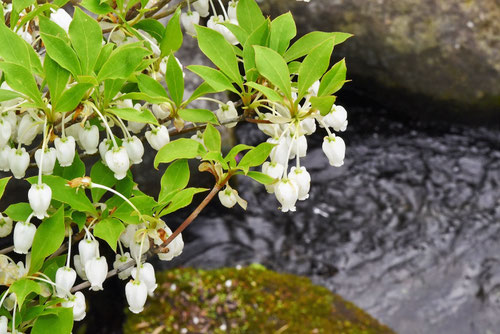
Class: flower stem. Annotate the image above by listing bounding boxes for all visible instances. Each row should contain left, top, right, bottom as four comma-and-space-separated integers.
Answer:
38, 117, 48, 185
90, 183, 143, 221
89, 104, 118, 149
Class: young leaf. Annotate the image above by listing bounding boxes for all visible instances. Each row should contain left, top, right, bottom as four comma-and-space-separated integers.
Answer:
297, 38, 334, 99
134, 19, 165, 43
0, 177, 10, 201
243, 19, 270, 82
253, 46, 291, 100
238, 142, 275, 171
318, 58, 348, 96
0, 89, 22, 102
203, 124, 221, 152
0, 62, 43, 106
154, 138, 206, 167
9, 278, 41, 308
178, 109, 219, 124
106, 107, 159, 125
4, 203, 32, 222
187, 65, 238, 94
103, 79, 125, 104
137, 73, 169, 98
97, 44, 150, 80
269, 12, 296, 55
44, 55, 70, 106
29, 207, 65, 274
0, 23, 42, 74
94, 218, 125, 251
245, 82, 284, 104
159, 188, 208, 216
90, 161, 117, 202
224, 144, 253, 167
111, 195, 157, 224
54, 83, 93, 113
94, 43, 115, 73
310, 95, 336, 116
81, 0, 113, 14
185, 82, 219, 105
158, 159, 190, 203
69, 7, 103, 74
284, 31, 352, 62
160, 8, 183, 56
236, 0, 265, 34
195, 25, 243, 87
166, 54, 184, 106
245, 171, 276, 185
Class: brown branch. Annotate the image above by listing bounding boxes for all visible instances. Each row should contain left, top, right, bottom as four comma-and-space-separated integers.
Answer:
0, 246, 14, 255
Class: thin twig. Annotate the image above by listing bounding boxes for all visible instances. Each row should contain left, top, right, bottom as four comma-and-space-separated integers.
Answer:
0, 246, 14, 255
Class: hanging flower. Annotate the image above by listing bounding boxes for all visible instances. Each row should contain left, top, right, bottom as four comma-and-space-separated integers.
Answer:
216, 101, 238, 127
218, 185, 237, 208
0, 146, 11, 172
125, 280, 148, 314
300, 118, 317, 135
262, 161, 284, 193
85, 256, 108, 291
120, 224, 139, 248
34, 147, 57, 175
28, 183, 52, 219
269, 137, 289, 166
55, 266, 77, 298
228, 0, 239, 23
9, 147, 29, 179
17, 114, 40, 146
54, 136, 76, 167
78, 122, 99, 154
0, 214, 13, 237
288, 166, 311, 200
322, 134, 345, 167
50, 8, 73, 32
73, 255, 87, 280
207, 15, 239, 45
181, 11, 200, 36
0, 315, 7, 333
113, 252, 134, 280
105, 146, 130, 180
322, 104, 348, 132
78, 238, 99, 267
157, 226, 184, 261
131, 262, 157, 296
62, 291, 86, 321
127, 120, 146, 134
99, 139, 112, 166
123, 136, 144, 165
274, 178, 299, 212
192, 0, 210, 17
289, 135, 307, 159
0, 117, 11, 148
13, 221, 36, 254
145, 125, 170, 150
130, 238, 150, 262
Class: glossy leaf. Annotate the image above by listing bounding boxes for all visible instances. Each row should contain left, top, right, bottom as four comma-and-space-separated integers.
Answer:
98, 44, 150, 80
134, 19, 165, 43
297, 38, 334, 99
238, 142, 275, 172
137, 73, 169, 98
0, 23, 42, 74
158, 159, 190, 203
10, 278, 41, 308
243, 19, 270, 82
284, 31, 352, 62
44, 55, 70, 106
94, 218, 125, 251
0, 89, 22, 102
154, 138, 206, 168
32, 307, 73, 334
0, 177, 10, 200
203, 124, 221, 152
81, 0, 113, 14
269, 12, 296, 55
0, 62, 43, 106
106, 107, 159, 125
236, 0, 265, 34
4, 203, 32, 222
69, 8, 103, 74
160, 188, 208, 216
318, 58, 348, 97
166, 54, 184, 106
245, 82, 284, 104
54, 83, 93, 113
311, 95, 336, 116
160, 8, 183, 56
178, 109, 219, 124
90, 161, 117, 202
254, 46, 291, 100
187, 65, 238, 94
245, 171, 276, 185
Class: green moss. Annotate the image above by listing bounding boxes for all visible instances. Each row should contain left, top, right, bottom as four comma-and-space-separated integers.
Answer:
124, 265, 395, 334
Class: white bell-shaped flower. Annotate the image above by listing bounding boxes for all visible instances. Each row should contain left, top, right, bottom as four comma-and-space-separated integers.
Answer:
207, 15, 239, 45
131, 262, 157, 296
262, 161, 284, 193
13, 221, 36, 254
275, 178, 299, 213
181, 11, 200, 36
85, 256, 108, 291
28, 183, 52, 219
73, 255, 87, 280
9, 147, 29, 179
288, 166, 311, 200
216, 101, 238, 127
105, 146, 130, 180
54, 136, 76, 167
228, 1, 239, 22
0, 118, 11, 148
151, 103, 171, 120
269, 137, 289, 166
125, 280, 148, 314
127, 120, 146, 134
50, 8, 72, 32
120, 224, 138, 248
55, 266, 77, 298
308, 80, 320, 96
289, 135, 307, 159
62, 291, 86, 321
145, 125, 170, 150
2, 111, 18, 139
99, 139, 112, 166
113, 252, 134, 280
17, 114, 40, 146
0, 315, 7, 333
65, 124, 82, 145
3, 293, 16, 311
159, 56, 184, 78
78, 123, 99, 154
0, 214, 13, 237
35, 147, 57, 175
78, 238, 98, 267
322, 135, 345, 167
323, 105, 348, 132
17, 28, 33, 44
300, 118, 316, 135
157, 226, 184, 261
218, 186, 237, 208
130, 238, 150, 261
0, 146, 11, 171
192, 0, 210, 17
257, 118, 278, 137
123, 136, 144, 165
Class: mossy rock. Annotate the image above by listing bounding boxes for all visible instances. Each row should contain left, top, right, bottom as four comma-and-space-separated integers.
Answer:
124, 265, 395, 334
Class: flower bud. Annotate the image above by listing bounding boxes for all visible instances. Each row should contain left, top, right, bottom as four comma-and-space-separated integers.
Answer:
78, 122, 99, 154
105, 146, 130, 180
28, 183, 52, 219
54, 136, 76, 167
181, 11, 200, 36
131, 262, 157, 296
9, 147, 29, 179
0, 214, 13, 237
85, 256, 108, 291
78, 238, 99, 267
35, 147, 57, 175
216, 101, 238, 127
151, 103, 171, 120
322, 135, 345, 167
17, 114, 40, 146
193, 0, 209, 17
73, 255, 87, 280
275, 178, 299, 213
218, 186, 237, 208
262, 161, 284, 193
0, 146, 11, 172
113, 252, 134, 280
145, 125, 170, 150
50, 8, 72, 32
62, 291, 86, 321
288, 166, 311, 200
125, 280, 148, 314
0, 118, 11, 148
323, 105, 348, 132
269, 137, 289, 166
55, 266, 77, 298
123, 136, 144, 165
13, 221, 36, 254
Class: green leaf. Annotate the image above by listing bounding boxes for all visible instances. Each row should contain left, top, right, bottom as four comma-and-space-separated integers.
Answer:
245, 82, 283, 104
0, 89, 22, 102
69, 8, 103, 75
253, 46, 291, 100
243, 19, 270, 82
166, 54, 184, 106
30, 207, 65, 274
54, 83, 92, 113
269, 12, 296, 55
288, 61, 301, 74
103, 79, 125, 104
160, 7, 183, 56
224, 144, 253, 167
202, 151, 228, 169
0, 62, 43, 106
159, 188, 208, 216
98, 44, 150, 80
203, 124, 221, 152
221, 22, 249, 45
119, 92, 170, 104
0, 23, 42, 74
154, 138, 206, 168
185, 82, 218, 105
72, 211, 87, 231
52, 152, 85, 180
238, 142, 275, 171
318, 58, 347, 96
106, 107, 159, 125
195, 25, 242, 86
297, 38, 334, 99
81, 0, 113, 14
236, 0, 265, 34
10, 278, 41, 308
134, 19, 165, 43
137, 73, 169, 98
310, 95, 336, 116
0, 177, 10, 201
90, 161, 117, 202
44, 55, 70, 106
158, 159, 190, 204
94, 218, 125, 251
111, 195, 157, 224
94, 43, 115, 73
284, 31, 352, 62
32, 307, 73, 334
11, 0, 34, 31
4, 203, 32, 221
178, 108, 218, 124
27, 175, 97, 214
187, 65, 238, 94
245, 171, 276, 185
